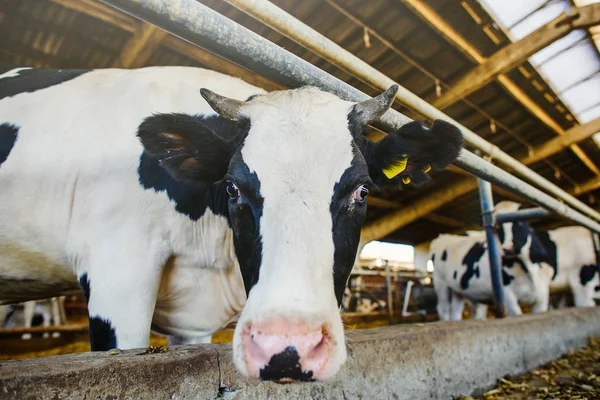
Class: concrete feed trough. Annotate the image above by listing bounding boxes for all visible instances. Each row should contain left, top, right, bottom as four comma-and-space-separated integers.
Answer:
1, 307, 599, 399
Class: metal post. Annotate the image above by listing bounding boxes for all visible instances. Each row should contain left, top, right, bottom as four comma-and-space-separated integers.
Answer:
401, 280, 414, 317
384, 260, 394, 320
478, 179, 506, 318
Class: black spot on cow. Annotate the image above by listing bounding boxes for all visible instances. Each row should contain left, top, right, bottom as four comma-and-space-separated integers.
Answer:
0, 64, 89, 100
511, 221, 531, 255
88, 317, 117, 351
136, 114, 244, 221
533, 231, 557, 279
331, 154, 369, 305
580, 265, 598, 286
259, 346, 314, 382
78, 273, 90, 305
441, 250, 448, 261
137, 152, 229, 220
502, 256, 528, 274
453, 270, 457, 280
460, 242, 486, 290
0, 123, 19, 168
502, 269, 515, 286
227, 154, 264, 296
595, 285, 600, 292
431, 253, 436, 263
497, 224, 505, 245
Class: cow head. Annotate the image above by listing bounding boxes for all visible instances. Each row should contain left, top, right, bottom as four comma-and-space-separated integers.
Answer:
138, 85, 462, 381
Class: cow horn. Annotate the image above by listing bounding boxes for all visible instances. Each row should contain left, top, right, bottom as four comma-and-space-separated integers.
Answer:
200, 88, 247, 121
352, 85, 399, 126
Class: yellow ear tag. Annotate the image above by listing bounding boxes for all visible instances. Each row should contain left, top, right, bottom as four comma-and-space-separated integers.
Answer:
402, 176, 411, 185
423, 164, 432, 173
382, 157, 408, 179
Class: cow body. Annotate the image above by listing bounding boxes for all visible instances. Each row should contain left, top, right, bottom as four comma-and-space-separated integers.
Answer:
540, 226, 599, 307
0, 65, 462, 380
430, 202, 553, 320
0, 66, 254, 346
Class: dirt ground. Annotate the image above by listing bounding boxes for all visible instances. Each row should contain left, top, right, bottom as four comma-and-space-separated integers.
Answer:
461, 336, 600, 400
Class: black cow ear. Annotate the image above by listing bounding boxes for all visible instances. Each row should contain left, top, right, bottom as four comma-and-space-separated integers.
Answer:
366, 119, 463, 187
137, 113, 235, 182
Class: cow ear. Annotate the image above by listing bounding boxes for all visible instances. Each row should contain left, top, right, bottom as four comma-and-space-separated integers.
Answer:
137, 113, 235, 182
366, 119, 463, 186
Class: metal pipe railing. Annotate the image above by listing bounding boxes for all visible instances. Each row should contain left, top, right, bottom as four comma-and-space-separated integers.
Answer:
98, 0, 600, 224
457, 151, 600, 233
219, 0, 600, 223
98, 0, 600, 234
496, 208, 552, 224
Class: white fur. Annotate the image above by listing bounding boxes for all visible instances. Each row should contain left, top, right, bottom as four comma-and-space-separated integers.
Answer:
431, 224, 553, 321
0, 67, 358, 379
232, 88, 356, 379
0, 67, 31, 80
0, 67, 262, 347
545, 226, 599, 306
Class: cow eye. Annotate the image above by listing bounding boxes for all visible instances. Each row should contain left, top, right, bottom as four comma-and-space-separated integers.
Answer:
352, 185, 369, 203
226, 181, 240, 199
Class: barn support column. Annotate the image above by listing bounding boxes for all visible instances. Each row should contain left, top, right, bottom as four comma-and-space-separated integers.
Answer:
478, 179, 506, 318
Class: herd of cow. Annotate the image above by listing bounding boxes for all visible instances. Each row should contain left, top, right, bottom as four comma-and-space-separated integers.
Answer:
0, 63, 596, 382
431, 201, 600, 320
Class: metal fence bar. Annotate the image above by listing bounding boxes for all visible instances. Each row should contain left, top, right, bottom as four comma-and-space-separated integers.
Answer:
478, 179, 506, 318
457, 151, 600, 233
98, 0, 600, 224
496, 208, 552, 224
219, 0, 600, 223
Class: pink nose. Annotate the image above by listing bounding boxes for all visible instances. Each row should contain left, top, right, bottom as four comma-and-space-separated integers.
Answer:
242, 318, 332, 381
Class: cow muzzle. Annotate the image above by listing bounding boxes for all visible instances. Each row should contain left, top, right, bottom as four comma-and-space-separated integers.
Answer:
241, 318, 333, 382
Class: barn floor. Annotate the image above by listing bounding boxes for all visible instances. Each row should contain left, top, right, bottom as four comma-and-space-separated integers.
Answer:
462, 336, 600, 400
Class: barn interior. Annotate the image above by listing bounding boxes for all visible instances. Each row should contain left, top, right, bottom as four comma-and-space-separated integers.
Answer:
1, 0, 599, 360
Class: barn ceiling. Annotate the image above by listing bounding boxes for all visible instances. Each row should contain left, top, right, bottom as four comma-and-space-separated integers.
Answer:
1, 0, 599, 246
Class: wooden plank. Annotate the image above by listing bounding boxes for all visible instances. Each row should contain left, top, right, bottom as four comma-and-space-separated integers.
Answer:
112, 23, 168, 68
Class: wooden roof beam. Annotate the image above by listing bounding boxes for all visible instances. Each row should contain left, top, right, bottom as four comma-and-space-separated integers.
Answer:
400, 0, 600, 177
523, 117, 600, 165
48, 0, 138, 32
433, 2, 600, 109
112, 23, 167, 68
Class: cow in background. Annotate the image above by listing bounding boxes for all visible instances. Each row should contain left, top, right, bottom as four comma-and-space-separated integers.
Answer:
431, 201, 554, 320
530, 226, 599, 307
0, 296, 66, 339
0, 65, 463, 381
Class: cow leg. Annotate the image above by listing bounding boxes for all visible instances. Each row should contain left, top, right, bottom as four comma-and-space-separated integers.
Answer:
79, 249, 165, 351
435, 286, 452, 321
449, 292, 465, 321
473, 303, 488, 320
167, 334, 212, 346
504, 290, 523, 316
572, 287, 596, 307
40, 303, 53, 339
531, 285, 550, 313
0, 305, 8, 327
50, 297, 62, 338
21, 301, 36, 340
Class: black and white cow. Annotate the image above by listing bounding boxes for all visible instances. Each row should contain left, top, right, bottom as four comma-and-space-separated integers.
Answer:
431, 201, 554, 320
522, 225, 599, 307
0, 65, 462, 380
